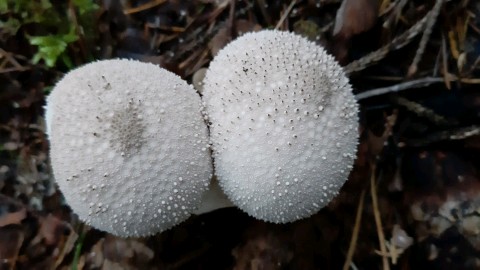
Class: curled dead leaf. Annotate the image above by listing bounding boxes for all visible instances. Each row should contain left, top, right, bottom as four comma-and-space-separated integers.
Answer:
0, 195, 26, 227
333, 0, 379, 39
235, 19, 262, 35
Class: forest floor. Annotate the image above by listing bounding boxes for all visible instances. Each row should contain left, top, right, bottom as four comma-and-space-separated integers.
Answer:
1, 0, 480, 269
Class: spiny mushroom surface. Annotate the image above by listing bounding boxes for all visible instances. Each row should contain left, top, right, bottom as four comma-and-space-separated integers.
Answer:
203, 30, 358, 223
47, 59, 212, 237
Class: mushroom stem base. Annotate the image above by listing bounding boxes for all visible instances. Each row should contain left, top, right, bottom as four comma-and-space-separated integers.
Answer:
193, 177, 234, 215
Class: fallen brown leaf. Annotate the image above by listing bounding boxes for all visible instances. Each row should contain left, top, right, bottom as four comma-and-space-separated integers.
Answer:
54, 226, 78, 268
33, 214, 70, 246
333, 0, 379, 39
0, 225, 24, 268
0, 208, 26, 227
84, 238, 105, 269
235, 19, 262, 36
333, 0, 380, 62
0, 195, 26, 227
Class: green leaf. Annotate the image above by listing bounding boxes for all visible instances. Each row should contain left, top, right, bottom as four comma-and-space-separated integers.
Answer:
72, 0, 98, 15
0, 0, 8, 13
4, 0, 96, 68
60, 53, 74, 69
28, 27, 79, 67
43, 85, 53, 95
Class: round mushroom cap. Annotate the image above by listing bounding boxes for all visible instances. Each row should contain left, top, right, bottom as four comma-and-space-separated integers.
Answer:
47, 59, 212, 237
203, 30, 358, 223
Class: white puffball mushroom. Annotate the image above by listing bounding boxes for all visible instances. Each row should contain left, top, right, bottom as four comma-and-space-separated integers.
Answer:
46, 59, 213, 237
203, 30, 359, 223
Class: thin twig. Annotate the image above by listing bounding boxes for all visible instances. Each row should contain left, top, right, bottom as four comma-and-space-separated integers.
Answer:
0, 67, 30, 73
357, 75, 480, 100
355, 77, 443, 100
382, 0, 407, 26
392, 0, 408, 23
67, 0, 88, 63
343, 189, 366, 270
363, 75, 480, 84
370, 165, 390, 270
403, 125, 480, 147
275, 0, 297, 30
166, 2, 253, 63
0, 48, 29, 73
441, 33, 452, 89
345, 13, 430, 74
407, 0, 444, 76
123, 0, 167, 15
228, 0, 235, 32
391, 96, 455, 126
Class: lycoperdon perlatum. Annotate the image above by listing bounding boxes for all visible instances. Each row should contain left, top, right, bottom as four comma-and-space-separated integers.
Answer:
46, 59, 213, 237
203, 30, 359, 223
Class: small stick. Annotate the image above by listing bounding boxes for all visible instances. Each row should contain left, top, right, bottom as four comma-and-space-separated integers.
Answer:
355, 77, 443, 100
124, 0, 167, 15
343, 189, 366, 270
345, 13, 430, 74
391, 96, 454, 126
441, 33, 452, 89
370, 165, 390, 270
275, 0, 297, 30
407, 0, 444, 76
402, 125, 480, 147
